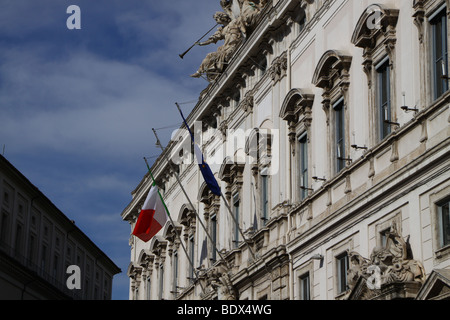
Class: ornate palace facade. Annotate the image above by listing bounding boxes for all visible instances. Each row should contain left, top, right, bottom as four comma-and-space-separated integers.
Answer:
122, 0, 450, 300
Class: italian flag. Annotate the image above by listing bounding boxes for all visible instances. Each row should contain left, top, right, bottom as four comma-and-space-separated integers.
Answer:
132, 185, 167, 242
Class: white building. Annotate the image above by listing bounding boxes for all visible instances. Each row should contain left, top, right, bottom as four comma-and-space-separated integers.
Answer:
122, 0, 450, 300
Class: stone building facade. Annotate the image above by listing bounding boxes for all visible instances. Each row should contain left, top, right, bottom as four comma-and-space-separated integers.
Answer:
122, 0, 450, 300
0, 155, 121, 299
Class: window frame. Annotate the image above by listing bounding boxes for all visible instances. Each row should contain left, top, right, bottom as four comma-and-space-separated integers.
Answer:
299, 272, 311, 300
336, 252, 349, 295
376, 57, 392, 140
172, 250, 179, 299
188, 235, 195, 283
430, 4, 449, 100
210, 213, 217, 262
260, 169, 269, 226
437, 198, 450, 248
233, 193, 240, 248
333, 98, 346, 174
158, 263, 164, 300
298, 132, 309, 200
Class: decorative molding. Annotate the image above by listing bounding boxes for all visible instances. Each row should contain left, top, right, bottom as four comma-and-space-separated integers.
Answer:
347, 222, 426, 299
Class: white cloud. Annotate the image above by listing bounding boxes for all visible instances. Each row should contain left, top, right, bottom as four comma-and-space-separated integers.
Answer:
0, 48, 194, 159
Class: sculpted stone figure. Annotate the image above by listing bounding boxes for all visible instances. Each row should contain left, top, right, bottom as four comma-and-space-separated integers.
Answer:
191, 11, 243, 81
347, 222, 426, 293
207, 264, 237, 300
191, 0, 267, 81
239, 1, 263, 34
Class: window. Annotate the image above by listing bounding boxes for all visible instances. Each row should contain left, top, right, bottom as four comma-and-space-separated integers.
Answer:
3, 191, 9, 207
146, 277, 151, 300
336, 252, 349, 294
261, 172, 269, 225
377, 58, 391, 140
299, 133, 308, 200
211, 214, 217, 262
431, 6, 448, 99
189, 235, 195, 283
14, 223, 23, 257
299, 272, 311, 300
334, 99, 346, 173
233, 193, 240, 248
0, 211, 9, 245
27, 234, 35, 265
438, 199, 450, 248
172, 251, 178, 299
41, 244, 47, 272
159, 264, 164, 300
53, 254, 59, 279
351, 5, 399, 148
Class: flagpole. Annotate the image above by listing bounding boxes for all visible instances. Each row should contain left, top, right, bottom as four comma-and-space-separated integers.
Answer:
143, 157, 207, 296
175, 102, 257, 262
151, 128, 230, 270
220, 193, 257, 262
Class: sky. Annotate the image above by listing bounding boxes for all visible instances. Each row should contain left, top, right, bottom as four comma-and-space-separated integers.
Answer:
0, 0, 222, 300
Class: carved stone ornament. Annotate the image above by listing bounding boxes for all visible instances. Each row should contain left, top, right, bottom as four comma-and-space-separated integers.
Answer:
191, 1, 268, 82
347, 222, 426, 300
270, 51, 288, 83
204, 263, 238, 300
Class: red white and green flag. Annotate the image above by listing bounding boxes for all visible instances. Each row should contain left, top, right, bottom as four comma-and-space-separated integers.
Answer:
132, 185, 167, 242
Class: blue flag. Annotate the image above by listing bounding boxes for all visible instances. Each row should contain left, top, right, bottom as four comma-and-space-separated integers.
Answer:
177, 103, 222, 196
194, 144, 222, 196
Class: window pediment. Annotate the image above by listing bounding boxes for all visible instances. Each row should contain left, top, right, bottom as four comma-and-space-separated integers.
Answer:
279, 88, 315, 124
312, 50, 352, 89
351, 4, 399, 49
149, 235, 168, 256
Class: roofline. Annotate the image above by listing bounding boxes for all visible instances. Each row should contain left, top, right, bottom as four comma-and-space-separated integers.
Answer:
0, 154, 121, 275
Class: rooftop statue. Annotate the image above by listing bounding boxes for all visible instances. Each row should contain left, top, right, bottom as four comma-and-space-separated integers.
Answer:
190, 0, 267, 81
190, 11, 242, 81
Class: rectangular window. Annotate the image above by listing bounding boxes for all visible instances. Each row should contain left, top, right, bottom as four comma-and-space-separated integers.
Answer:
233, 193, 240, 248
431, 6, 448, 99
146, 277, 151, 300
189, 236, 195, 283
27, 234, 35, 265
158, 264, 164, 300
299, 133, 308, 200
172, 251, 178, 299
41, 244, 47, 272
377, 58, 391, 140
14, 223, 22, 257
3, 191, 9, 208
53, 254, 59, 280
299, 272, 311, 300
0, 211, 9, 245
261, 172, 269, 225
334, 99, 346, 173
211, 214, 217, 262
336, 252, 349, 294
438, 200, 450, 248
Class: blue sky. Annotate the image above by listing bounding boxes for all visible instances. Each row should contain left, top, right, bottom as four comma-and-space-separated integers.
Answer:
0, 0, 222, 300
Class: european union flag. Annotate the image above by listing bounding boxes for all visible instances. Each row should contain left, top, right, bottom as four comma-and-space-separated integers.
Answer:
194, 144, 222, 196
176, 103, 222, 196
